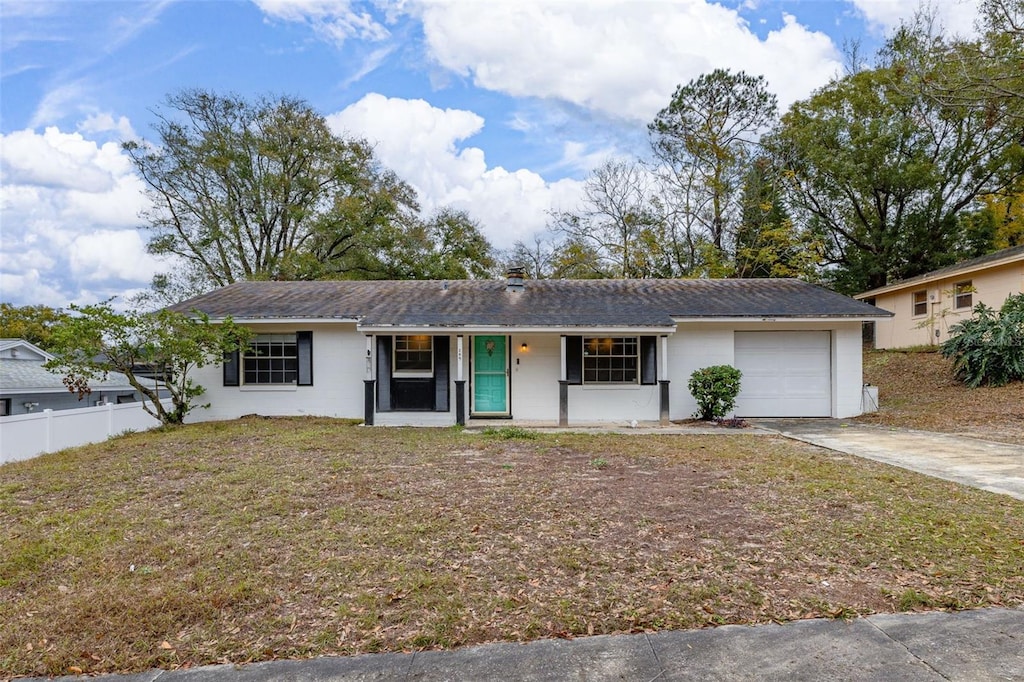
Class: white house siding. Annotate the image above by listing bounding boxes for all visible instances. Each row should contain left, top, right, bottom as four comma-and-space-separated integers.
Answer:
568, 385, 660, 423
190, 323, 366, 422
508, 334, 560, 421
667, 321, 864, 420
832, 322, 865, 418
190, 322, 866, 425
666, 324, 736, 420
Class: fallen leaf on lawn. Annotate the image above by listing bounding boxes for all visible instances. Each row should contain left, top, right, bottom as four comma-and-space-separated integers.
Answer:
159, 641, 174, 650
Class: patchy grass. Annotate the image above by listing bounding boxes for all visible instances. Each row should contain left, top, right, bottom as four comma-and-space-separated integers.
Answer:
860, 349, 1024, 444
2, 417, 1022, 677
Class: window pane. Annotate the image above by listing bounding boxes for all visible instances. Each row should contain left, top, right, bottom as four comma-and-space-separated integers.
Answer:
243, 334, 299, 384
913, 291, 927, 316
955, 281, 972, 308
582, 337, 639, 384
395, 335, 433, 371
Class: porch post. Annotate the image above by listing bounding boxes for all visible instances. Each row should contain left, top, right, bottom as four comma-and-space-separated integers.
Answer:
363, 335, 375, 426
559, 335, 568, 427
455, 335, 466, 426
659, 335, 670, 426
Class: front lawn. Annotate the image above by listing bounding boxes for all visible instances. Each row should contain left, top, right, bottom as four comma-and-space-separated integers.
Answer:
2, 417, 1022, 677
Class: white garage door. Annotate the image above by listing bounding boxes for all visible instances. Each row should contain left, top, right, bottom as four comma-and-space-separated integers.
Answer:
733, 331, 832, 417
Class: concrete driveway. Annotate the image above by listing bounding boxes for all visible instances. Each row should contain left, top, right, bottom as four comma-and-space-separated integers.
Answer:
753, 419, 1024, 502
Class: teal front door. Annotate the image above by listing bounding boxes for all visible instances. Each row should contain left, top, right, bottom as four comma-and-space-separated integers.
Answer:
472, 335, 509, 415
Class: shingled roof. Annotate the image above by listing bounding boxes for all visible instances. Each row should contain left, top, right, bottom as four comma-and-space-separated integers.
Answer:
169, 278, 889, 328
856, 244, 1024, 299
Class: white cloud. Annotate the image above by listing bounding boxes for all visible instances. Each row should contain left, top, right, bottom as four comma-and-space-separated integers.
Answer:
327, 94, 583, 248
849, 0, 981, 36
253, 0, 390, 44
0, 125, 164, 307
69, 229, 156, 283
29, 80, 89, 129
414, 0, 843, 119
77, 112, 137, 141
0, 127, 115, 191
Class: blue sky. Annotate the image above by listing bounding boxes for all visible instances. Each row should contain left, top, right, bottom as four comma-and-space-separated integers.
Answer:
0, 0, 982, 308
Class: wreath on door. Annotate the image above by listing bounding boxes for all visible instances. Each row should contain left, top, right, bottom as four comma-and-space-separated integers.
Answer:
485, 339, 495, 357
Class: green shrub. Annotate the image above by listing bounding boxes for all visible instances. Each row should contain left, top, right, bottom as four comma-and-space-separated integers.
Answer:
940, 293, 1024, 388
688, 365, 743, 421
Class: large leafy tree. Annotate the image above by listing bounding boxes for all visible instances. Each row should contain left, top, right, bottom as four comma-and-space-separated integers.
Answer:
45, 302, 249, 425
734, 157, 819, 279
769, 41, 1023, 294
649, 69, 778, 264
125, 90, 423, 291
359, 208, 497, 280
907, 0, 1024, 125
549, 159, 671, 278
0, 304, 69, 349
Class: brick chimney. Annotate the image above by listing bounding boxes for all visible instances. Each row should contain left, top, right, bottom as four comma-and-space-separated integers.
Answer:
506, 266, 525, 292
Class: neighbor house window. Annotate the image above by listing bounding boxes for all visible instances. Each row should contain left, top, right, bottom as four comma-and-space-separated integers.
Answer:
583, 337, 638, 384
912, 290, 928, 316
394, 335, 433, 375
244, 334, 298, 385
954, 281, 973, 309
0, 398, 10, 416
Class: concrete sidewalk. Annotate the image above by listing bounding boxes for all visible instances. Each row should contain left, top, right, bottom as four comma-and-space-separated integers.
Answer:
26, 607, 1024, 681
753, 419, 1024, 501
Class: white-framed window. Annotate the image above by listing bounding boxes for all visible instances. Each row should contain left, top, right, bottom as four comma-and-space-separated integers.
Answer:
583, 337, 638, 384
954, 281, 973, 309
394, 335, 433, 376
0, 398, 10, 416
244, 334, 298, 385
912, 290, 928, 317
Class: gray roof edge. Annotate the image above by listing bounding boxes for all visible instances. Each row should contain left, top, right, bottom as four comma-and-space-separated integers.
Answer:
856, 245, 1024, 298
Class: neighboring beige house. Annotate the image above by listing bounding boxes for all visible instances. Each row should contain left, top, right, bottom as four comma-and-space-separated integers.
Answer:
855, 245, 1024, 349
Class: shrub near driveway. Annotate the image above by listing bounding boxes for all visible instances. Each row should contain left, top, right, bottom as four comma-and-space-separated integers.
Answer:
2, 417, 1022, 677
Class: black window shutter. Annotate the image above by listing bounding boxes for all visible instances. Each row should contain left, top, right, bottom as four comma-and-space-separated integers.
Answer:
566, 336, 582, 385
297, 331, 313, 386
376, 336, 392, 411
433, 336, 450, 411
640, 336, 657, 385
223, 350, 240, 386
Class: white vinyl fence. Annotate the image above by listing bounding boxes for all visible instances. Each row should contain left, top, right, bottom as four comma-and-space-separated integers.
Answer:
0, 399, 171, 464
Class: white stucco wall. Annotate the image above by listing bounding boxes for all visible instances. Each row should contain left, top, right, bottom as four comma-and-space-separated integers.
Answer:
190, 321, 868, 425
666, 321, 865, 420
666, 324, 736, 420
508, 334, 561, 421
567, 384, 660, 423
509, 333, 659, 423
190, 322, 366, 422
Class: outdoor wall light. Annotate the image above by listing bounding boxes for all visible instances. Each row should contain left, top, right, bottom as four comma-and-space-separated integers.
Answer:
521, 343, 528, 352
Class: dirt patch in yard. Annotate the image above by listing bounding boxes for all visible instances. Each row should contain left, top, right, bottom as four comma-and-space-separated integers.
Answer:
859, 350, 1024, 445
1, 419, 1022, 677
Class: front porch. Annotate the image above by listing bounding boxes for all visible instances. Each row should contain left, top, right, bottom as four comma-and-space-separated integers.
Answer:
360, 331, 673, 427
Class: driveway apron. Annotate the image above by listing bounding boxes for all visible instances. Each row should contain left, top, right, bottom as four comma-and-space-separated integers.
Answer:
752, 419, 1024, 502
